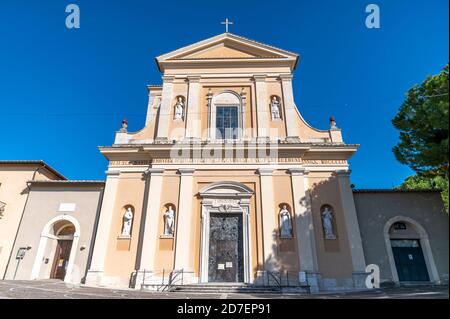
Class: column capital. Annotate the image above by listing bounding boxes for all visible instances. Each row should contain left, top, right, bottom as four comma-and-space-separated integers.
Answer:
253, 74, 267, 82
145, 168, 165, 177
288, 168, 309, 176
257, 168, 274, 176
105, 170, 120, 177
334, 169, 351, 177
161, 75, 175, 83
178, 168, 195, 176
279, 74, 293, 81
187, 76, 201, 83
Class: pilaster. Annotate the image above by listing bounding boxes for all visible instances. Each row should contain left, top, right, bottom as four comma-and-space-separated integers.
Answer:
135, 168, 165, 288
288, 168, 320, 292
280, 74, 299, 138
254, 75, 269, 139
173, 168, 196, 282
185, 76, 201, 140
85, 170, 120, 286
155, 75, 175, 141
257, 168, 277, 270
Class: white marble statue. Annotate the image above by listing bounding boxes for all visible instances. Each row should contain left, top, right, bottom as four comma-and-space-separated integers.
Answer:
279, 205, 293, 237
271, 96, 281, 119
164, 206, 175, 235
121, 207, 133, 236
321, 206, 336, 239
174, 97, 184, 120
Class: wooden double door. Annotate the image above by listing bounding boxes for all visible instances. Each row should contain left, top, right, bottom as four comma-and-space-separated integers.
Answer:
51, 240, 73, 280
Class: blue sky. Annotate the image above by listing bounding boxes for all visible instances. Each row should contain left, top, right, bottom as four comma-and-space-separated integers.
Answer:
0, 0, 448, 188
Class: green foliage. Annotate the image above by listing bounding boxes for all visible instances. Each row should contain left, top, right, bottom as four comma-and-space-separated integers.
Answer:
392, 64, 449, 174
392, 64, 449, 213
398, 174, 449, 213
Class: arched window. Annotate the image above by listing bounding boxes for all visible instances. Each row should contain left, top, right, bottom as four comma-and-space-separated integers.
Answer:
209, 91, 243, 140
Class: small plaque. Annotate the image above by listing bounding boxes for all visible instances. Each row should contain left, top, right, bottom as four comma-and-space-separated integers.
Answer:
226, 262, 233, 268
59, 203, 76, 212
218, 263, 225, 270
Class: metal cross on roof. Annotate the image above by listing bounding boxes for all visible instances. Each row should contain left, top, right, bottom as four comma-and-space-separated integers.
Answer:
221, 18, 234, 33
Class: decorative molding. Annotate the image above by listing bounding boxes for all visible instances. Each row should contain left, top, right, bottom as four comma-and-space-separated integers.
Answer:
187, 76, 201, 83
303, 160, 348, 165
105, 170, 120, 177
257, 168, 274, 176
0, 200, 5, 218
178, 168, 195, 175
253, 74, 267, 82
110, 160, 152, 166
161, 75, 175, 83
145, 168, 165, 177
288, 168, 309, 176
152, 157, 302, 164
334, 169, 351, 177
279, 74, 293, 81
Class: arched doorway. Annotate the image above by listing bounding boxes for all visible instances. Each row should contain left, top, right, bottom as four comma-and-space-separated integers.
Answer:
50, 222, 75, 280
31, 215, 80, 282
384, 216, 440, 284
199, 181, 253, 283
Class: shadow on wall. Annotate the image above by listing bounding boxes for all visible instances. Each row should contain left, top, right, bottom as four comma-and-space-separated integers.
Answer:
260, 174, 354, 285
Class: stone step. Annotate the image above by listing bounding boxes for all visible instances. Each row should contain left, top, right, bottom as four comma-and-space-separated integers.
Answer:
167, 284, 303, 294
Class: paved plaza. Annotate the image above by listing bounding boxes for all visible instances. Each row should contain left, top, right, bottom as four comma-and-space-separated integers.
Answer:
0, 280, 447, 299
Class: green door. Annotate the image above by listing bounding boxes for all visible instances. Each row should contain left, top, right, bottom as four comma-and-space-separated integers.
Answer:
391, 239, 430, 282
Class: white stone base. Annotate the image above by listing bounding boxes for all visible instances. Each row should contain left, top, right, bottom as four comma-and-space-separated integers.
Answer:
85, 270, 103, 286
353, 271, 370, 289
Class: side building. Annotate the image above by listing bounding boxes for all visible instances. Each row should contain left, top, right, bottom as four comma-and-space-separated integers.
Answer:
0, 160, 66, 279
3, 180, 104, 283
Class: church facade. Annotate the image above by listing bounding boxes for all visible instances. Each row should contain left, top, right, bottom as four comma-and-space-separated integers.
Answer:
2, 33, 447, 293
83, 32, 378, 291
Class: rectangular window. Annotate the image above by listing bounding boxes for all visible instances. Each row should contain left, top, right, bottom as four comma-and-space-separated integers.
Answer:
216, 106, 238, 139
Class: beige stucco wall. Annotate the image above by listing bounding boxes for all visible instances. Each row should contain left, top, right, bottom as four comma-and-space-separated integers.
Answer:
103, 172, 146, 283
308, 172, 354, 279
3, 184, 103, 283
354, 191, 449, 285
0, 164, 62, 279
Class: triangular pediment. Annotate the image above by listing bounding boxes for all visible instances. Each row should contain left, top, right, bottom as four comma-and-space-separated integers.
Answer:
156, 33, 299, 69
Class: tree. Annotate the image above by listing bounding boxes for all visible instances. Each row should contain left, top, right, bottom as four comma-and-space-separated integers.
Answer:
392, 64, 449, 213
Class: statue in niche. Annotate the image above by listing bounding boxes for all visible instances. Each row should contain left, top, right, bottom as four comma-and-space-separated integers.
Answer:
174, 97, 184, 120
321, 206, 336, 239
271, 96, 281, 119
121, 207, 133, 236
279, 205, 293, 237
164, 206, 175, 236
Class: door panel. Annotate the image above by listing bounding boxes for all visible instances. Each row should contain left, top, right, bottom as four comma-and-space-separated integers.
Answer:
51, 240, 73, 280
208, 213, 244, 282
391, 239, 430, 282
